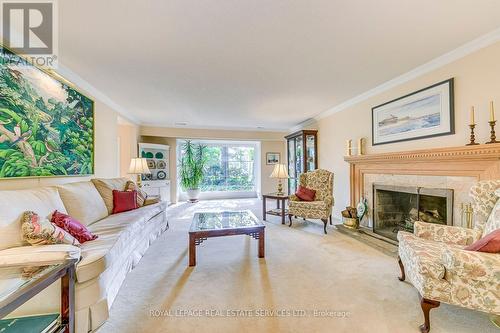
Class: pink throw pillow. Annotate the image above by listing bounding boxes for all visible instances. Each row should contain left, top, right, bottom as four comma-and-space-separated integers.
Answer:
295, 185, 316, 201
464, 229, 500, 253
112, 190, 138, 214
51, 210, 98, 244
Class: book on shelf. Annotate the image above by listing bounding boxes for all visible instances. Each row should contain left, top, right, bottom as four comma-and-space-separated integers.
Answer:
0, 313, 59, 333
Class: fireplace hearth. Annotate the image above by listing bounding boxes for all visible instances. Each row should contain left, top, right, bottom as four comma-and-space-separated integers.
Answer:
373, 185, 453, 241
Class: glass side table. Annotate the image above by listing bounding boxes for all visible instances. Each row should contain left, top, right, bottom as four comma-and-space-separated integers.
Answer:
0, 259, 77, 333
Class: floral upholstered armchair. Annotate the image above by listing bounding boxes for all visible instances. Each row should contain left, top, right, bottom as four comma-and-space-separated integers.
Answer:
288, 169, 334, 234
397, 180, 500, 333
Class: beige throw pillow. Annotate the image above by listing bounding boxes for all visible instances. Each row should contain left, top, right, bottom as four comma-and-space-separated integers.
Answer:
91, 178, 129, 214
125, 180, 148, 207
57, 181, 108, 226
0, 187, 67, 251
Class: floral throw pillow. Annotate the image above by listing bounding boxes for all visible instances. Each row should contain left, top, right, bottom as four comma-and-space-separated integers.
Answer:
22, 211, 79, 246
125, 180, 148, 207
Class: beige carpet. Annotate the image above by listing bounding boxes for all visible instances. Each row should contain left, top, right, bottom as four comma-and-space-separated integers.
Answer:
97, 199, 496, 333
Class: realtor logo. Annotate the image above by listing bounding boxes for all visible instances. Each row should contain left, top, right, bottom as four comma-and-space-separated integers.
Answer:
1, 0, 58, 68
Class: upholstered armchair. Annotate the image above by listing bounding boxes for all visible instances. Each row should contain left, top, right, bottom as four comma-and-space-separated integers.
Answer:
288, 169, 334, 234
397, 180, 500, 333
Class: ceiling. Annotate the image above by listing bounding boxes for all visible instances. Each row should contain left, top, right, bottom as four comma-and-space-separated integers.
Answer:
59, 0, 500, 130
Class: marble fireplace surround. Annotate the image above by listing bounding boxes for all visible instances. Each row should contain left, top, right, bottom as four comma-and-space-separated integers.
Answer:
344, 143, 500, 229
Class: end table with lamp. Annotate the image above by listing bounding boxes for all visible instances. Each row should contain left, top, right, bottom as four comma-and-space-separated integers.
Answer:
128, 157, 151, 188
263, 164, 290, 224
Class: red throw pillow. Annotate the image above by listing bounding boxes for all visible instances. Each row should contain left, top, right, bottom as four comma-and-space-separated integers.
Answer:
295, 185, 316, 201
51, 210, 98, 244
464, 229, 500, 253
112, 190, 138, 214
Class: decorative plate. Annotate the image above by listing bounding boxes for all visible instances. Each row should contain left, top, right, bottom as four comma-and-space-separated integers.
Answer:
155, 152, 164, 159
147, 159, 156, 169
157, 160, 166, 169
157, 171, 167, 180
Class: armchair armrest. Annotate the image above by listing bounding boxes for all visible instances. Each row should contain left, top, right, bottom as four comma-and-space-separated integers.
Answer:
414, 221, 481, 246
442, 247, 499, 282
0, 245, 81, 267
289, 194, 300, 202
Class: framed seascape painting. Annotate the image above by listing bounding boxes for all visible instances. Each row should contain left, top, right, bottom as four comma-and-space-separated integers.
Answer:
0, 46, 94, 178
372, 79, 454, 145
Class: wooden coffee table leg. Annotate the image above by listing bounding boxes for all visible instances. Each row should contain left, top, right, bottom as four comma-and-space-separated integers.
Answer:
189, 234, 196, 266
281, 198, 285, 224
258, 229, 265, 258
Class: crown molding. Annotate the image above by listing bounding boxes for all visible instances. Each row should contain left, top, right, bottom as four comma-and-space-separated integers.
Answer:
309, 27, 500, 123
289, 118, 318, 133
55, 64, 141, 125
140, 122, 289, 133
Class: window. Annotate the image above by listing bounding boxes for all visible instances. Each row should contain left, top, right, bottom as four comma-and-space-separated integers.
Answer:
178, 140, 258, 194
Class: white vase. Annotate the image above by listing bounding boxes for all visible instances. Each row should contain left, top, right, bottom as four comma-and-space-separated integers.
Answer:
186, 188, 200, 202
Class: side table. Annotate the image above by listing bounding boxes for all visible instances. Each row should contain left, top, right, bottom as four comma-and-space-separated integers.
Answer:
262, 192, 289, 224
0, 259, 77, 333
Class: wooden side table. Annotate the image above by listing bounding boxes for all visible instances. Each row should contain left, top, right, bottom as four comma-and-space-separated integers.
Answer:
262, 192, 289, 224
0, 259, 77, 333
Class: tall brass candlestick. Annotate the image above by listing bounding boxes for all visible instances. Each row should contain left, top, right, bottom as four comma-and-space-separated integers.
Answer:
357, 138, 365, 155
345, 139, 352, 156
466, 124, 479, 145
486, 121, 500, 144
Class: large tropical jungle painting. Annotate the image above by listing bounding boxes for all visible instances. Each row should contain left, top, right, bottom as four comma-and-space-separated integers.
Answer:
0, 47, 94, 178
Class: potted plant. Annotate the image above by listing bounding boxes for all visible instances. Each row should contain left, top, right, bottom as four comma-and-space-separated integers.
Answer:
179, 140, 207, 202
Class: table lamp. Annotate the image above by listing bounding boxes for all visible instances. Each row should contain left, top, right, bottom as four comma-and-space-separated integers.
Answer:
270, 163, 289, 195
128, 158, 151, 187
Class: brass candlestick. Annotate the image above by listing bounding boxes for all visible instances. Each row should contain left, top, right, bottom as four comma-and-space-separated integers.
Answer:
466, 124, 479, 145
486, 120, 500, 144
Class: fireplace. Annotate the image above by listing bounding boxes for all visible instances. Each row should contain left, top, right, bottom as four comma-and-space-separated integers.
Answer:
373, 185, 453, 241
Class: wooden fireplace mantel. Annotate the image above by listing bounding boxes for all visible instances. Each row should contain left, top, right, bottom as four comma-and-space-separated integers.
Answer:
344, 143, 500, 205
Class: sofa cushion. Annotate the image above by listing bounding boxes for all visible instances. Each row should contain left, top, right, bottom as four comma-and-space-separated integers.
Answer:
75, 202, 166, 283
296, 185, 316, 201
397, 232, 455, 280
0, 187, 67, 250
112, 190, 138, 214
465, 229, 500, 253
125, 180, 147, 207
91, 178, 130, 214
22, 211, 79, 246
57, 182, 108, 226
0, 244, 81, 267
52, 211, 98, 244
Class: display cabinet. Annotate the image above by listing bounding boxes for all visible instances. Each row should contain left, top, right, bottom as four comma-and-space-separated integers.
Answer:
139, 143, 171, 203
285, 130, 318, 194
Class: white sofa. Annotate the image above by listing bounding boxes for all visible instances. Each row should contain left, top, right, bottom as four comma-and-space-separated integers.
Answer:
0, 178, 169, 333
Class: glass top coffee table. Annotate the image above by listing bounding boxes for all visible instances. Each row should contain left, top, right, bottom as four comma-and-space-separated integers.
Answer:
188, 211, 265, 266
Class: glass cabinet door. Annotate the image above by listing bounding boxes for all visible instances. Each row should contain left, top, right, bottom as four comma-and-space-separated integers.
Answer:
288, 139, 296, 193
305, 134, 316, 171
286, 130, 317, 194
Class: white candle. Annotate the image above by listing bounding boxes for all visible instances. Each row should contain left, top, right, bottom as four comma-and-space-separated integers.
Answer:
490, 101, 495, 122
470, 106, 475, 125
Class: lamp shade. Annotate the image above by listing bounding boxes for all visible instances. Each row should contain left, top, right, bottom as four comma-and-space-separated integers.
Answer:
128, 158, 151, 174
270, 163, 289, 179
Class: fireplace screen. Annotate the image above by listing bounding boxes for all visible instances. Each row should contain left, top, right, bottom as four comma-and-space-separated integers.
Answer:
373, 185, 453, 241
